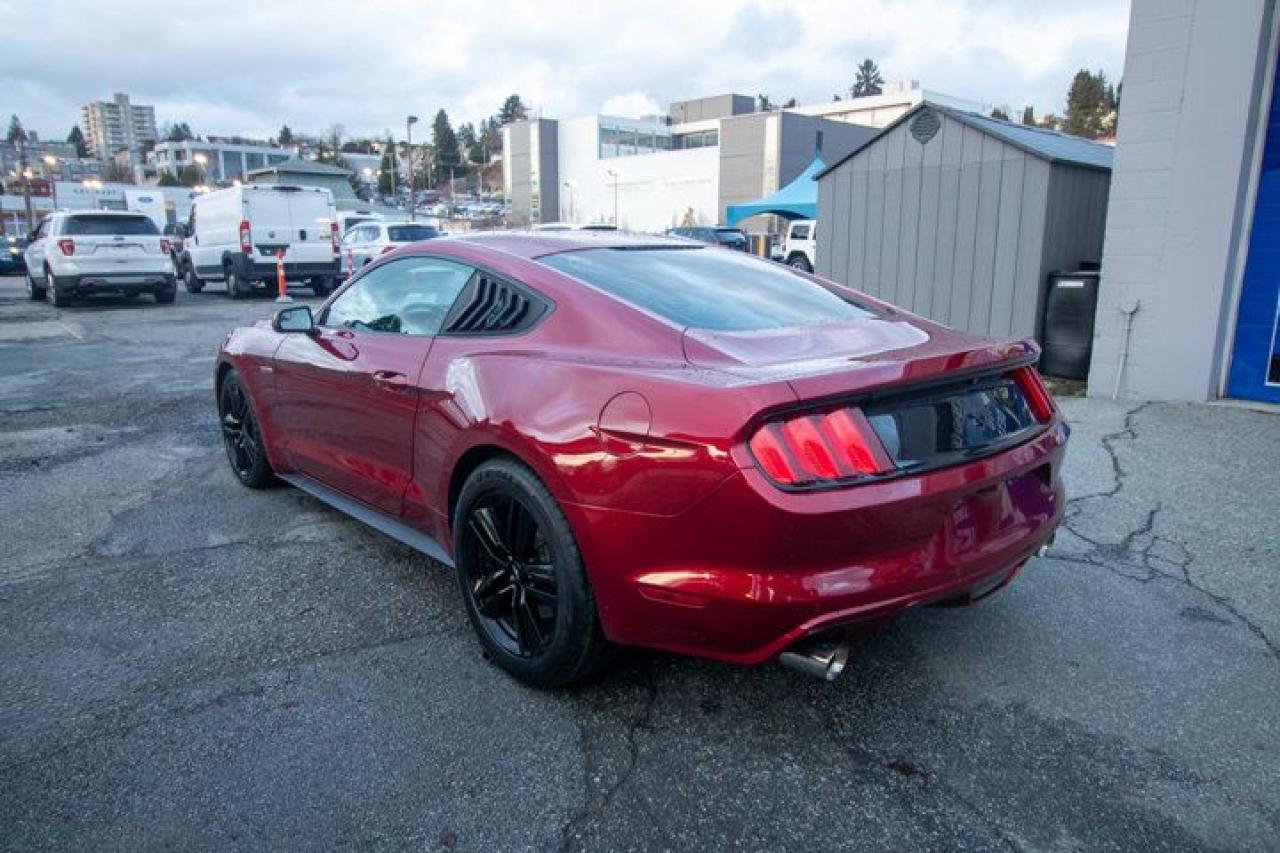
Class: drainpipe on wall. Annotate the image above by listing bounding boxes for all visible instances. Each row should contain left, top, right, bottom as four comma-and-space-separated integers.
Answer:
1112, 299, 1142, 400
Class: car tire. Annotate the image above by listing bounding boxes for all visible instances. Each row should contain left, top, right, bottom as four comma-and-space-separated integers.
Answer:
217, 369, 275, 489
226, 264, 249, 299
787, 255, 813, 273
184, 264, 204, 294
453, 458, 611, 688
309, 276, 332, 297
45, 268, 71, 307
25, 271, 46, 301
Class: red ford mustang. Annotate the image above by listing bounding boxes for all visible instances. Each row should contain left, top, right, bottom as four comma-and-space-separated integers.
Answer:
215, 232, 1067, 687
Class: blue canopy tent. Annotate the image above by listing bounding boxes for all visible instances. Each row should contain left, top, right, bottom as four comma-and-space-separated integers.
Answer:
724, 155, 824, 226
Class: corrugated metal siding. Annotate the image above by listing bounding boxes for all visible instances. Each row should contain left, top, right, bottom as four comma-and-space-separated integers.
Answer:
816, 110, 1110, 341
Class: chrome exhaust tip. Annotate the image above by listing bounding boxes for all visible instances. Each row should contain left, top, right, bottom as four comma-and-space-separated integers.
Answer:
778, 638, 850, 681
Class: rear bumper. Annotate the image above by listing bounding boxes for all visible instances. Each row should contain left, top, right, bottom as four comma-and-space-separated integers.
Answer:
54, 272, 175, 295
569, 418, 1069, 665
229, 253, 339, 282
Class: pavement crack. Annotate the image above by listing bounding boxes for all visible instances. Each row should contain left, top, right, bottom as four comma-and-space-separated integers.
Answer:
559, 670, 662, 853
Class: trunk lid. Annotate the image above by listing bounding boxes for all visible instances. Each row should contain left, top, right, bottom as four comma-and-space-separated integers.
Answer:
682, 315, 1037, 405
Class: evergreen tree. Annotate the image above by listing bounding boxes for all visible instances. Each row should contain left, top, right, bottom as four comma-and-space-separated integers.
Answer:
277, 124, 295, 147
851, 59, 885, 98
499, 95, 528, 124
1021, 105, 1036, 125
6, 114, 26, 144
432, 109, 460, 184
1063, 69, 1115, 139
165, 122, 194, 142
377, 136, 396, 197
67, 125, 89, 157
990, 107, 1011, 121
757, 94, 774, 112
458, 122, 483, 164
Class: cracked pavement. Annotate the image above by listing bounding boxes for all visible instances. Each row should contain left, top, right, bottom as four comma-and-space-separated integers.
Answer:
1, 274, 1277, 851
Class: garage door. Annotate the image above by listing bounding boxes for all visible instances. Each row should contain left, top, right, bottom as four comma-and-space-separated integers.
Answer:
1227, 45, 1280, 403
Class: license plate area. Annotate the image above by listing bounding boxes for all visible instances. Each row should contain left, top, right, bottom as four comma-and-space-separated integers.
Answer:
865, 375, 1041, 472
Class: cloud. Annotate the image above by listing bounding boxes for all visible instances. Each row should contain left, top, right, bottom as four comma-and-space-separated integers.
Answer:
0, 0, 1129, 141
600, 92, 663, 119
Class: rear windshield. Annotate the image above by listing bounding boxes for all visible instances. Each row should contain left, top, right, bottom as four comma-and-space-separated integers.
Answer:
539, 247, 876, 331
713, 230, 747, 246
63, 215, 158, 236
388, 225, 440, 242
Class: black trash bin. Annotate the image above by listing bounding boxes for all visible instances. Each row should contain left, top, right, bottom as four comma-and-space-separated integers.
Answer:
1040, 270, 1101, 380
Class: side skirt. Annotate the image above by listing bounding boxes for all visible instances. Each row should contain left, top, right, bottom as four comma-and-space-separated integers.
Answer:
279, 473, 454, 567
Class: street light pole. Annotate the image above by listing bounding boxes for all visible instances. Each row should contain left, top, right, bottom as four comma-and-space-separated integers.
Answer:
193, 152, 208, 188
42, 155, 60, 209
406, 115, 419, 222
16, 138, 33, 231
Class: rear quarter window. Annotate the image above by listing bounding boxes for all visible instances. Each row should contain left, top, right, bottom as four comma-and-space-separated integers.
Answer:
539, 247, 877, 331
63, 215, 158, 236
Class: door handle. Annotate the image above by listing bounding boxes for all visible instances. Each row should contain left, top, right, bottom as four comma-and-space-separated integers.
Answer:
372, 370, 411, 391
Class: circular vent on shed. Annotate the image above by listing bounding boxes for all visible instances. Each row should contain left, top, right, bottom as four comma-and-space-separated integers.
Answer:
910, 109, 940, 144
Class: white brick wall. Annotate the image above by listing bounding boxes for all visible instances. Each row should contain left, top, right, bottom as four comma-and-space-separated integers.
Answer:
1088, 0, 1275, 401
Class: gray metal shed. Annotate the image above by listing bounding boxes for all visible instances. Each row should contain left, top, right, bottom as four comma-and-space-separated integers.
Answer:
815, 103, 1113, 341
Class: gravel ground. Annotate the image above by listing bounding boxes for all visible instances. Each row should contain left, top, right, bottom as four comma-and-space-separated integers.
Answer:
1, 274, 1277, 852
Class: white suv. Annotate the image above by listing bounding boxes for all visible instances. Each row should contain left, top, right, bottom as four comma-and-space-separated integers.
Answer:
24, 210, 176, 306
339, 220, 442, 270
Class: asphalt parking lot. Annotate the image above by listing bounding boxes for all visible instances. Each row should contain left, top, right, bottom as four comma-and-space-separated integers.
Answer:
1, 274, 1277, 852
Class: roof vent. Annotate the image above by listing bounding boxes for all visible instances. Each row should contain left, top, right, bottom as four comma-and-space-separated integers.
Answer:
443, 273, 547, 335
910, 109, 941, 145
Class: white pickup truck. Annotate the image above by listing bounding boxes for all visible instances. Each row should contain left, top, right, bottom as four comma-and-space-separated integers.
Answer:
781, 219, 816, 272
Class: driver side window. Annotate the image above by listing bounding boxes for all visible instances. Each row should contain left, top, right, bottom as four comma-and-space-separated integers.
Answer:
323, 256, 473, 336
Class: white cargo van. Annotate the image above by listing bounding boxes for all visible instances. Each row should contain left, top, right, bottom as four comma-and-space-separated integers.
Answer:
178, 185, 340, 298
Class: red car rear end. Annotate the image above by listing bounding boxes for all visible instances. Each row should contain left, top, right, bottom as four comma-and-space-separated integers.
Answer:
217, 233, 1067, 686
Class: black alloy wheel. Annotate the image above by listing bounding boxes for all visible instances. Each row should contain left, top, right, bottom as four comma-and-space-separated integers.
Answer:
218, 371, 273, 488
463, 493, 560, 659
454, 459, 610, 687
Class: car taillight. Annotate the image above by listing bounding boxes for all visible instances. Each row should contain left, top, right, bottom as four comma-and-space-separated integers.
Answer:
159, 239, 171, 254
330, 222, 340, 255
57, 238, 75, 256
1012, 366, 1056, 423
748, 407, 889, 487
238, 220, 252, 254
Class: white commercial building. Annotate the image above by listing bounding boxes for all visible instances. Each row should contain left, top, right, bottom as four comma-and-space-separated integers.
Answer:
150, 139, 294, 185
81, 93, 158, 160
502, 86, 984, 233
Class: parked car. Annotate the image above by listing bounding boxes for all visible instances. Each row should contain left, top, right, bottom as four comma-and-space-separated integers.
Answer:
336, 210, 383, 235
179, 184, 340, 298
1, 233, 27, 275
666, 226, 749, 251
781, 218, 816, 271
214, 232, 1067, 687
340, 220, 442, 270
161, 222, 185, 266
23, 211, 176, 306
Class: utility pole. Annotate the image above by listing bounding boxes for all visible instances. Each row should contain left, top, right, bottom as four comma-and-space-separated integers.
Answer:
406, 115, 419, 222
16, 138, 33, 232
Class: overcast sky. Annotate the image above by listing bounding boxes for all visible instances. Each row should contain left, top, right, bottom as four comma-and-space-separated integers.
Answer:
1, 0, 1129, 143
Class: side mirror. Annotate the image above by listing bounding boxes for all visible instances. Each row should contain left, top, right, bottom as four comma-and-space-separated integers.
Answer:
174, 224, 189, 238
272, 305, 315, 334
